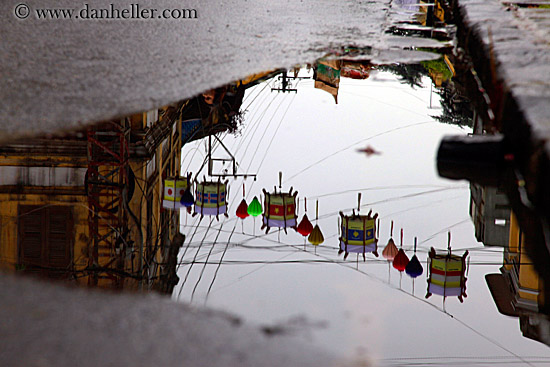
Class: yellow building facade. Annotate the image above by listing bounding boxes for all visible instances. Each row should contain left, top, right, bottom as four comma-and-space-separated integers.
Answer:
0, 103, 184, 291
503, 211, 545, 311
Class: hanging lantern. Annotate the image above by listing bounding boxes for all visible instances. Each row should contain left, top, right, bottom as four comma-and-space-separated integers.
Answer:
297, 198, 313, 237
308, 225, 324, 246
297, 214, 313, 237
426, 235, 469, 303
247, 196, 262, 217
393, 229, 409, 272
236, 184, 249, 219
338, 194, 378, 260
406, 254, 423, 278
338, 211, 378, 260
193, 179, 229, 221
393, 249, 409, 272
405, 238, 423, 278
180, 188, 195, 207
163, 176, 189, 210
308, 200, 324, 246
179, 173, 194, 208
261, 173, 297, 234
382, 221, 398, 261
261, 188, 298, 234
236, 199, 249, 219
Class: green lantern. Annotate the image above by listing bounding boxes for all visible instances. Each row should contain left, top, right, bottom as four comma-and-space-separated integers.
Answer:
247, 196, 262, 217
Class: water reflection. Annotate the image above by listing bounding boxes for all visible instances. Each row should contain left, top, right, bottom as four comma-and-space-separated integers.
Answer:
486, 211, 550, 347
173, 63, 550, 364
0, 115, 185, 291
3, 58, 550, 362
437, 37, 550, 349
1, 0, 550, 365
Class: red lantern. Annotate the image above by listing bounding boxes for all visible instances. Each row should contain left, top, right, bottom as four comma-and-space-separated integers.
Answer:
393, 248, 409, 272
393, 229, 409, 271
236, 185, 249, 219
236, 199, 249, 219
297, 214, 313, 236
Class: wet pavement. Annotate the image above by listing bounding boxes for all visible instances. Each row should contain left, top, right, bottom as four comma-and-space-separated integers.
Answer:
0, 0, 387, 142
0, 273, 345, 367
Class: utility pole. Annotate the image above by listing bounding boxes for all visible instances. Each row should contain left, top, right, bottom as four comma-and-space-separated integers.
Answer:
271, 71, 309, 93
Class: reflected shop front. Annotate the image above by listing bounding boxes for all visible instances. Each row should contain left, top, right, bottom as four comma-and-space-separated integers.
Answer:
2, 2, 550, 366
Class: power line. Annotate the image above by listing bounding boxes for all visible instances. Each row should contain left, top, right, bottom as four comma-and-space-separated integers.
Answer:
285, 120, 435, 182
190, 221, 224, 303
177, 217, 213, 300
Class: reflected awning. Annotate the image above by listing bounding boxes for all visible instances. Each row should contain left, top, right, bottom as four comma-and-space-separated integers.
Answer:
486, 273, 519, 317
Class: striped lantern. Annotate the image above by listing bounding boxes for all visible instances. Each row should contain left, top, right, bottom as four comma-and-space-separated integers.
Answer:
163, 177, 190, 210
339, 211, 378, 260
261, 188, 298, 234
193, 180, 229, 220
426, 247, 469, 303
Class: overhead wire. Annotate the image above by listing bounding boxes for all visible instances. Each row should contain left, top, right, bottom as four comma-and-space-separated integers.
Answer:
234, 92, 281, 159
177, 217, 213, 300
202, 80, 300, 300
204, 225, 237, 304
190, 219, 225, 303
285, 120, 435, 182
243, 94, 289, 174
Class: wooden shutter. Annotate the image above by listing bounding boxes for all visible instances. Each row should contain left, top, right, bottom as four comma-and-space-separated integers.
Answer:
18, 208, 43, 269
18, 205, 73, 278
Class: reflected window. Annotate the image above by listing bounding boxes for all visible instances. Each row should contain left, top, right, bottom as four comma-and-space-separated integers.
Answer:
18, 206, 73, 279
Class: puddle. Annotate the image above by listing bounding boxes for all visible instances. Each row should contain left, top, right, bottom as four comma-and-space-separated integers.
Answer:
171, 62, 550, 364
1, 0, 550, 366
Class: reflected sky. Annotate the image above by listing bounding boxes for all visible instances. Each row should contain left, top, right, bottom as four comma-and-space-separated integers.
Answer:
173, 70, 550, 366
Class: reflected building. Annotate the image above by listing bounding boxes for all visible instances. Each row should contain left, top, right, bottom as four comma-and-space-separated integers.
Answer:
486, 211, 550, 347
313, 57, 372, 104
181, 70, 281, 144
314, 59, 341, 103
469, 184, 510, 247
0, 73, 269, 291
0, 107, 184, 291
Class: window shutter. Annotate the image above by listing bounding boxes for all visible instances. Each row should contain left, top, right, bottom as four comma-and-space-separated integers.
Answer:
19, 208, 44, 268
47, 207, 72, 272
18, 205, 73, 278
